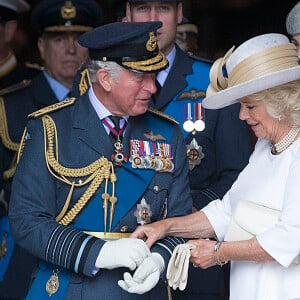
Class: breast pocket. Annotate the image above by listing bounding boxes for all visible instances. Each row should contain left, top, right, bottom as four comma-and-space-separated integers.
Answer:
143, 173, 173, 222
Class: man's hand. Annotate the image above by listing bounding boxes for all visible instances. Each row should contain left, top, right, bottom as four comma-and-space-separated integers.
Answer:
118, 252, 164, 294
130, 220, 168, 248
96, 238, 150, 270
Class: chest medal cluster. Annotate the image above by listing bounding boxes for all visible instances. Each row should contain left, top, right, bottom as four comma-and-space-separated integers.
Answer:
129, 131, 174, 172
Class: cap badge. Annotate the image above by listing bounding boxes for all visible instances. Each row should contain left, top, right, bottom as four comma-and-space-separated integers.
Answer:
146, 32, 157, 52
61, 1, 76, 19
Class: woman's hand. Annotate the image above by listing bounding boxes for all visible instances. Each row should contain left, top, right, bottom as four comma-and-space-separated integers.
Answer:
130, 220, 169, 248
188, 239, 217, 269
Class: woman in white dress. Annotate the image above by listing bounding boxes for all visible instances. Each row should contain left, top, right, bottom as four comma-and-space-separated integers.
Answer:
130, 33, 300, 300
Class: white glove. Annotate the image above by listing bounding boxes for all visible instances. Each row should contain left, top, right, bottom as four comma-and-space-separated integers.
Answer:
167, 244, 195, 291
118, 252, 164, 294
96, 238, 150, 270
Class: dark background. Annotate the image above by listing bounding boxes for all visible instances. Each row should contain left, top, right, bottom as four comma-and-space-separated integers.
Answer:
13, 0, 299, 64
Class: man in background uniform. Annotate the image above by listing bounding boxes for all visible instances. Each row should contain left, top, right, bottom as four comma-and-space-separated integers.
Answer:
0, 1, 103, 298
286, 1, 300, 61
0, 0, 40, 91
9, 21, 192, 299
126, 1, 252, 299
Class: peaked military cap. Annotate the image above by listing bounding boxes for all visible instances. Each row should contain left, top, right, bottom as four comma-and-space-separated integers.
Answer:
78, 21, 168, 73
31, 0, 103, 34
0, 0, 29, 21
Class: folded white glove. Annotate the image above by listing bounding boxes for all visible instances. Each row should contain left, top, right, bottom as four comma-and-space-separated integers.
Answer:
167, 244, 195, 291
118, 252, 164, 294
96, 238, 150, 270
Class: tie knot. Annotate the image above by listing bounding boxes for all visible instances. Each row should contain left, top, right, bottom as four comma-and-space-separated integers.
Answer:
109, 116, 122, 132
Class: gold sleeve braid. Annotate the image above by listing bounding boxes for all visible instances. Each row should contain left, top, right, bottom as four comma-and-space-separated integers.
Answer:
42, 115, 116, 226
0, 97, 20, 180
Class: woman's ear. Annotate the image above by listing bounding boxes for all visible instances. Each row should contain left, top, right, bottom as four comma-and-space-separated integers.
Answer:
96, 68, 112, 92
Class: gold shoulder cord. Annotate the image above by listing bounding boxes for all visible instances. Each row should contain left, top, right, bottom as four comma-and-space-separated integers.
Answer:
42, 115, 116, 227
147, 107, 179, 124
0, 98, 20, 179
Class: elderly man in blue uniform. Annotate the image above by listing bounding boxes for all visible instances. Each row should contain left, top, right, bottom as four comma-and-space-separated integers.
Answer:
126, 1, 252, 299
0, 0, 40, 91
9, 21, 192, 299
0, 1, 103, 299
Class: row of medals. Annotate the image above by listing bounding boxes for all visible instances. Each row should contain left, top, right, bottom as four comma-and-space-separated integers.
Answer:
129, 139, 174, 173
183, 103, 206, 170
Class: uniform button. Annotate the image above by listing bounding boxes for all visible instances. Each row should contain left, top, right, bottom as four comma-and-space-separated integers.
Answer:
120, 226, 128, 232
153, 185, 159, 191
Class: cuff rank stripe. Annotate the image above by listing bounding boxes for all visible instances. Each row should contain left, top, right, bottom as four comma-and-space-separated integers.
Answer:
200, 188, 220, 201
76, 236, 97, 274
155, 236, 186, 256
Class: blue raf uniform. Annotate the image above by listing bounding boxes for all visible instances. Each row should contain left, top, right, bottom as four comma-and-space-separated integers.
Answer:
0, 1, 103, 298
9, 21, 192, 299
0, 75, 58, 299
150, 41, 252, 299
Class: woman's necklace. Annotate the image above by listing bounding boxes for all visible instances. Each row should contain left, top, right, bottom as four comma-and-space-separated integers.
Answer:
270, 126, 300, 154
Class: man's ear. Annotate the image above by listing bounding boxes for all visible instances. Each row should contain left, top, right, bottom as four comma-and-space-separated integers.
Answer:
96, 68, 112, 92
125, 2, 132, 22
177, 2, 183, 25
37, 37, 46, 60
4, 20, 17, 43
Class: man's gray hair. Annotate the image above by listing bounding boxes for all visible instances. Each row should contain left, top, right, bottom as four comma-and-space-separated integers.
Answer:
87, 60, 124, 83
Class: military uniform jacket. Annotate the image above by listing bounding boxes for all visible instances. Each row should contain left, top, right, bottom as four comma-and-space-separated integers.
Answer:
0, 73, 59, 299
0, 72, 58, 206
150, 46, 252, 295
9, 93, 192, 300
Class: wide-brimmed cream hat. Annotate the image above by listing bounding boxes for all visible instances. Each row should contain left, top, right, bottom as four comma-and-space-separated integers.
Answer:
202, 33, 300, 109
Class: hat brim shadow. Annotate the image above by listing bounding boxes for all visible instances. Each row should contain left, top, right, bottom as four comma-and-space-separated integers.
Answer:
202, 65, 300, 109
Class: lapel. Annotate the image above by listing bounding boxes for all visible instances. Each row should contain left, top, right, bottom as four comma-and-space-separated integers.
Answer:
153, 46, 194, 111
72, 93, 113, 158
30, 73, 58, 108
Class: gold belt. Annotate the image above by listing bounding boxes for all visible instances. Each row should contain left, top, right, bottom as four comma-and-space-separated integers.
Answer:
84, 231, 131, 240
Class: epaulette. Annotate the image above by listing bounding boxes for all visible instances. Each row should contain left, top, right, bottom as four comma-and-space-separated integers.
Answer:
28, 97, 76, 118
188, 53, 213, 64
147, 107, 179, 125
24, 62, 44, 71
0, 79, 31, 96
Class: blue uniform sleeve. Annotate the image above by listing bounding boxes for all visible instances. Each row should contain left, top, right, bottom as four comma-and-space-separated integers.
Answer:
9, 119, 104, 277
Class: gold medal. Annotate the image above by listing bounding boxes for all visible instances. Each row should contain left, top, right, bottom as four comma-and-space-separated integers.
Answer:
46, 269, 59, 296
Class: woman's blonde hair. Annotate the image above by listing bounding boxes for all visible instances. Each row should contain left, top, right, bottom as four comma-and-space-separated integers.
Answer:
247, 79, 300, 126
